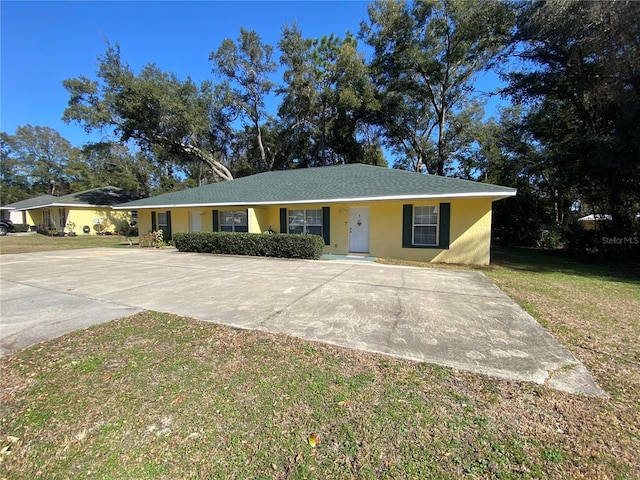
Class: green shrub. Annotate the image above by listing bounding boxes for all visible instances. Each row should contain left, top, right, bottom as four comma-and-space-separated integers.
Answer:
539, 226, 569, 249
12, 223, 30, 233
118, 223, 139, 237
173, 232, 325, 260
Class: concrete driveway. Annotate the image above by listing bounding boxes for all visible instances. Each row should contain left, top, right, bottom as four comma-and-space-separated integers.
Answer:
0, 248, 605, 396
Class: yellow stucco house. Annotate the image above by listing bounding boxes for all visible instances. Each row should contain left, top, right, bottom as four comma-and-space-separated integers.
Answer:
115, 164, 516, 265
3, 187, 140, 235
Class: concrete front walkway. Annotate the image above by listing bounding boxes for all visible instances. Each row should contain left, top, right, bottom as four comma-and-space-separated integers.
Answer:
0, 248, 606, 396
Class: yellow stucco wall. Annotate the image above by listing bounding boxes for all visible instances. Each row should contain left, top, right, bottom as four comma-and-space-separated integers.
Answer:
254, 198, 492, 265
138, 210, 152, 236
67, 208, 133, 235
138, 208, 263, 236
25, 207, 133, 235
135, 197, 495, 265
10, 210, 39, 226
171, 209, 190, 234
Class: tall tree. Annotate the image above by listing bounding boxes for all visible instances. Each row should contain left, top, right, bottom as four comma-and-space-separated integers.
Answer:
3, 125, 76, 195
277, 24, 318, 168
505, 0, 640, 230
0, 132, 31, 205
312, 34, 342, 165
210, 29, 277, 172
278, 26, 381, 167
361, 0, 513, 175
331, 33, 383, 165
66, 142, 156, 195
473, 107, 568, 244
63, 43, 233, 182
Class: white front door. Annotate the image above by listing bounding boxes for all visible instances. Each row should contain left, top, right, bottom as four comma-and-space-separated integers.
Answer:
189, 211, 203, 232
349, 206, 370, 253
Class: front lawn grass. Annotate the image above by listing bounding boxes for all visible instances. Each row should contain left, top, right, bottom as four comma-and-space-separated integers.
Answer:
1, 247, 639, 478
0, 233, 135, 254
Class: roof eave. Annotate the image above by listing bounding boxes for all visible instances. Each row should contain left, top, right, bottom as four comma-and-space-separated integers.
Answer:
46, 203, 114, 208
113, 190, 517, 210
11, 203, 119, 210
10, 205, 52, 211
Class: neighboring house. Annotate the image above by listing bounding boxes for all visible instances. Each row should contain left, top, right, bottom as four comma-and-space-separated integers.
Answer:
578, 213, 640, 230
115, 164, 516, 265
578, 214, 612, 231
2, 187, 141, 235
1, 195, 56, 224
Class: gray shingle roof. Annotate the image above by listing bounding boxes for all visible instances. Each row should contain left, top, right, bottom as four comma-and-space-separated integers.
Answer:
116, 164, 516, 209
50, 186, 142, 206
2, 187, 142, 210
2, 195, 57, 210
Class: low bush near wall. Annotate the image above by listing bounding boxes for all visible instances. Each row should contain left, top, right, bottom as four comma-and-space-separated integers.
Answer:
12, 223, 30, 233
140, 230, 165, 248
173, 232, 325, 260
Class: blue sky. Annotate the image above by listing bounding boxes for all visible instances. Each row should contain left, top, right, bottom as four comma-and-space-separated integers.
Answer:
1, 1, 503, 148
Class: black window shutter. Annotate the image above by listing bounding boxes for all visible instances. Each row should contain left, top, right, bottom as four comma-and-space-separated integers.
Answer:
439, 203, 450, 249
151, 211, 157, 232
280, 208, 287, 233
165, 211, 172, 240
322, 207, 330, 245
212, 210, 219, 231
402, 204, 413, 247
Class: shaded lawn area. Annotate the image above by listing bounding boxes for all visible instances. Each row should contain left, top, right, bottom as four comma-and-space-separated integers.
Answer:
0, 234, 135, 254
1, 247, 639, 479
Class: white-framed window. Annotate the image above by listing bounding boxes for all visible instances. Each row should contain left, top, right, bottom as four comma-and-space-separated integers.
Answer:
288, 209, 322, 236
220, 210, 248, 232
413, 205, 438, 246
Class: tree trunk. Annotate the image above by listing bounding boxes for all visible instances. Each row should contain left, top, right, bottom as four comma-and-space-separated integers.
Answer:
178, 142, 233, 181
436, 103, 446, 176
254, 120, 272, 171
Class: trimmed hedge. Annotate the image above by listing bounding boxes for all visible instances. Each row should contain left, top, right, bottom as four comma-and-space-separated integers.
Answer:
173, 232, 326, 260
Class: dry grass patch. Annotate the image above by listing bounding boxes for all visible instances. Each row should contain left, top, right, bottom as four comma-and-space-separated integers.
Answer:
0, 234, 133, 254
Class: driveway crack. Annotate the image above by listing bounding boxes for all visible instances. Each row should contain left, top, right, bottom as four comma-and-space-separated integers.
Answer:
257, 265, 356, 328
388, 270, 406, 349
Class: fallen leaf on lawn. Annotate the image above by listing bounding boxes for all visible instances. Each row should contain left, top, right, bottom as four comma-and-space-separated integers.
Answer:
176, 396, 183, 404
103, 374, 113, 382
307, 433, 320, 447
338, 400, 351, 407
295, 451, 303, 463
